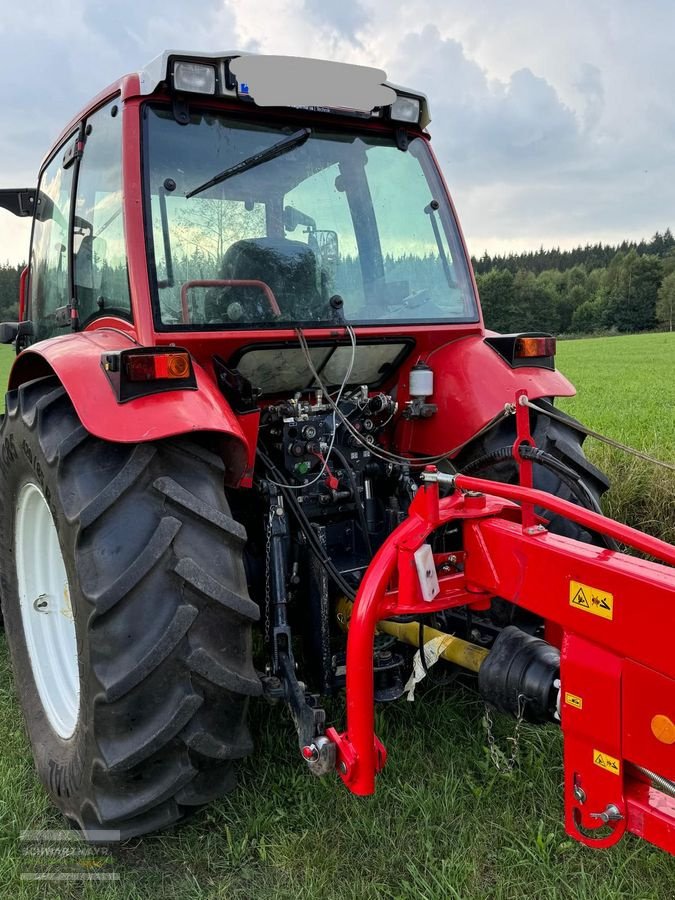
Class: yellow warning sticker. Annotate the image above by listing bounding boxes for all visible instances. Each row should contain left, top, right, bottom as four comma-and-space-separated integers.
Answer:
569, 580, 614, 620
564, 692, 583, 710
593, 749, 621, 775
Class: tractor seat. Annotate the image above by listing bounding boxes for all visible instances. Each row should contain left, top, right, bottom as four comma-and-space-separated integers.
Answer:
210, 237, 325, 322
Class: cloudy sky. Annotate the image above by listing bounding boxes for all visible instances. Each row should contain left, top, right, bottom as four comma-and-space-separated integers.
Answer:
1, 0, 674, 263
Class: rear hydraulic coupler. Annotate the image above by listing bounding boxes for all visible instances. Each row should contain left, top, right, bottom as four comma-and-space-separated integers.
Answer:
478, 626, 560, 724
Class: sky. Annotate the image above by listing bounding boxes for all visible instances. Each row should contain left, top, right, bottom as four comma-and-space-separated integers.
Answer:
1, 0, 674, 264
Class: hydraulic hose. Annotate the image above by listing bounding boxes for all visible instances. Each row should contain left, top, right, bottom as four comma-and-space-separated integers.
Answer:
460, 444, 618, 550
256, 447, 357, 600
330, 445, 374, 557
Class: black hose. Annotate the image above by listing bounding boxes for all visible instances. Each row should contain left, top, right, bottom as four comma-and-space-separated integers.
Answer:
460, 445, 618, 550
330, 445, 374, 557
256, 447, 357, 600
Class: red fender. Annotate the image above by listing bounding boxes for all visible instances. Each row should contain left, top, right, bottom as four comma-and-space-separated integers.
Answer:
8, 329, 253, 486
396, 335, 575, 457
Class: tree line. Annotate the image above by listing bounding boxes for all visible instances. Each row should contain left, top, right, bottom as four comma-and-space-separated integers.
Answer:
0, 263, 23, 322
473, 230, 675, 334
2, 226, 675, 334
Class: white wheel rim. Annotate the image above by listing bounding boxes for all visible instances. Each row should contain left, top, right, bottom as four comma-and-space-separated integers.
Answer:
15, 482, 80, 739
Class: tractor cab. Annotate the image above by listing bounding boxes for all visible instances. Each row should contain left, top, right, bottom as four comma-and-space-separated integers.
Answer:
0, 52, 476, 345
0, 51, 571, 459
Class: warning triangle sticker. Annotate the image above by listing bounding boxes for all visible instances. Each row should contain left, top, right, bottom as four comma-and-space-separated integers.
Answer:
571, 587, 590, 608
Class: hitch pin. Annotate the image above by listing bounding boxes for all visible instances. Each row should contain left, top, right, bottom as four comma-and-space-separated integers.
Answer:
590, 804, 623, 824
419, 471, 455, 487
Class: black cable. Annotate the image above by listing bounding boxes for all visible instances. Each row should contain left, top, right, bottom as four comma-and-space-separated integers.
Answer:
256, 447, 357, 600
295, 325, 511, 468
330, 445, 374, 557
460, 445, 618, 550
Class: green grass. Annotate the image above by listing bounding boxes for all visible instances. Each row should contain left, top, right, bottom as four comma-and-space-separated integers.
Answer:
556, 332, 675, 543
0, 343, 12, 406
0, 335, 674, 899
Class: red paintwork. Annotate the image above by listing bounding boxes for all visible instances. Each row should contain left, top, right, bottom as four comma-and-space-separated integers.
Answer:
8, 329, 250, 484
396, 336, 574, 457
18, 267, 28, 321
328, 463, 675, 855
10, 75, 576, 472
626, 779, 675, 849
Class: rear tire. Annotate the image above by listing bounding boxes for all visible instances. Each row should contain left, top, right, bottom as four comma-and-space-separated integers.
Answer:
456, 398, 611, 543
0, 377, 260, 840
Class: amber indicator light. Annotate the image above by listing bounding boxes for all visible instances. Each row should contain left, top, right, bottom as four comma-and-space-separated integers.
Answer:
125, 352, 192, 382
514, 337, 556, 359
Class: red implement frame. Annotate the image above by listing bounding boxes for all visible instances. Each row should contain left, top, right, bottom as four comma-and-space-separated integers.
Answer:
327, 393, 675, 855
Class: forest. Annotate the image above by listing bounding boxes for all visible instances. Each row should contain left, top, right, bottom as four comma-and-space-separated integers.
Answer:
472, 228, 675, 334
0, 228, 674, 334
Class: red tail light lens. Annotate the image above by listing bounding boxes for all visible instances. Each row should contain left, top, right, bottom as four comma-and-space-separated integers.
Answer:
125, 352, 192, 382
514, 337, 556, 359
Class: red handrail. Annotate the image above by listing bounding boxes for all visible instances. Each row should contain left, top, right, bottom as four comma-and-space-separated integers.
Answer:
18, 266, 28, 321
180, 279, 281, 324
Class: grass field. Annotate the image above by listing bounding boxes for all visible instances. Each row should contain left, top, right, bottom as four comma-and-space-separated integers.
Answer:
0, 333, 673, 899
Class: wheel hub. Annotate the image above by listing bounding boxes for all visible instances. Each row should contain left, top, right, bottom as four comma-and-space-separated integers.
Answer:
15, 482, 80, 739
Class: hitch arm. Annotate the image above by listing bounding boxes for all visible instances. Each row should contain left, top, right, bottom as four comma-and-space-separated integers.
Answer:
327, 472, 675, 855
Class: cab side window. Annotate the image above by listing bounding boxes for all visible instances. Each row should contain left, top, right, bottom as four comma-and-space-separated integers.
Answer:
30, 139, 76, 341
74, 99, 131, 323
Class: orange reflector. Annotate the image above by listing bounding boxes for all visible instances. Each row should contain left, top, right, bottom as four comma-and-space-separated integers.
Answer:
651, 714, 675, 745
125, 352, 191, 382
514, 337, 556, 359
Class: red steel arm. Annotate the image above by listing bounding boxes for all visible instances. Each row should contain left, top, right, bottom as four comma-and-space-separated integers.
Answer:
327, 472, 675, 855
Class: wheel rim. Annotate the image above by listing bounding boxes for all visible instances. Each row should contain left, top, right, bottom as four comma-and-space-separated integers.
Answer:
15, 482, 80, 739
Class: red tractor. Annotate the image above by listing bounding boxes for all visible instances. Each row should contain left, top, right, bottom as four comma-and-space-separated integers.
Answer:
0, 51, 674, 849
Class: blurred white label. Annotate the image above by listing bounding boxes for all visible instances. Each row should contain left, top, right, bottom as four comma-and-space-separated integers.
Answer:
230, 55, 396, 111
414, 543, 439, 602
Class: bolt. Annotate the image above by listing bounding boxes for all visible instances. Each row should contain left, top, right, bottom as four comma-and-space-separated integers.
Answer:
33, 594, 49, 614
573, 784, 586, 804
525, 524, 547, 535
590, 803, 623, 824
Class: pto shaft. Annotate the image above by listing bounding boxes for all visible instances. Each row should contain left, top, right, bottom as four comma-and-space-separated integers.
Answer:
337, 598, 488, 673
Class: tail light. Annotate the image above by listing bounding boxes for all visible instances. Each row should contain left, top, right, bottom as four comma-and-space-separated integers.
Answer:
102, 347, 197, 402
485, 333, 557, 370
514, 337, 556, 359
125, 351, 191, 382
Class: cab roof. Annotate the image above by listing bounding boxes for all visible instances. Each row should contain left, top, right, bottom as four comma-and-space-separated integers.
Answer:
138, 50, 431, 128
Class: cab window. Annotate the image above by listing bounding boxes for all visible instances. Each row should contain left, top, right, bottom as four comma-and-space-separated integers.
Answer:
73, 99, 131, 324
30, 138, 76, 341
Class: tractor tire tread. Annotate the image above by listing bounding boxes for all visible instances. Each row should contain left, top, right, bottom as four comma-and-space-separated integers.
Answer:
0, 376, 258, 840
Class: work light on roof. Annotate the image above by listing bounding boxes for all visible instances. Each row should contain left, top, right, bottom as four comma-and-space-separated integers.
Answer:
173, 61, 216, 94
390, 95, 420, 124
